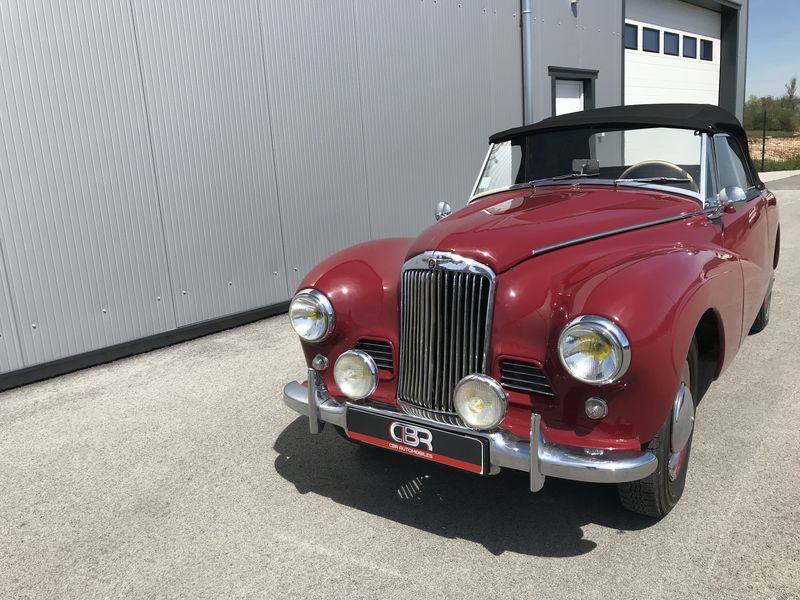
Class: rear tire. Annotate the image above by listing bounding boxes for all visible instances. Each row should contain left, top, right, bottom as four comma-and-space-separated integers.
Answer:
749, 281, 773, 334
617, 338, 698, 518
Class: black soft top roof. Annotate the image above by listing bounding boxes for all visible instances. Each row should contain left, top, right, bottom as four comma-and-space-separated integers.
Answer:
489, 103, 747, 144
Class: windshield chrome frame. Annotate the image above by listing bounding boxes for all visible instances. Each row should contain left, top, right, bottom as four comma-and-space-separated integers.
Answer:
468, 130, 712, 207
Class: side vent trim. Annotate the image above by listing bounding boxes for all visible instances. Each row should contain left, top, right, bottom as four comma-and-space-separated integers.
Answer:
500, 359, 554, 396
355, 339, 394, 371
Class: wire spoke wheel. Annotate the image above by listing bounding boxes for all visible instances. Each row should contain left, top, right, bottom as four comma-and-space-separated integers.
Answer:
617, 338, 698, 518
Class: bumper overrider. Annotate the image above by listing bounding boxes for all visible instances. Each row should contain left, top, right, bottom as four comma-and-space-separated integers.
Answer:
282, 369, 657, 492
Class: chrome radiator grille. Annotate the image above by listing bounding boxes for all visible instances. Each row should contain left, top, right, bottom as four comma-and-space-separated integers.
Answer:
397, 258, 494, 416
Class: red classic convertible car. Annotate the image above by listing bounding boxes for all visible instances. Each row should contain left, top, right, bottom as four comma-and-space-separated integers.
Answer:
282, 104, 779, 517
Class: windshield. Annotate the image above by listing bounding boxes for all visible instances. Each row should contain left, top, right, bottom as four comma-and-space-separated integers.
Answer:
472, 126, 703, 199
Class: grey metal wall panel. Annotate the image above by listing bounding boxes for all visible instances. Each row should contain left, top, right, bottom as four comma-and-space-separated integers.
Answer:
0, 246, 23, 374
259, 0, 372, 293
489, 2, 525, 135
0, 0, 524, 379
0, 0, 176, 367
132, 0, 289, 325
356, 0, 523, 239
530, 0, 624, 122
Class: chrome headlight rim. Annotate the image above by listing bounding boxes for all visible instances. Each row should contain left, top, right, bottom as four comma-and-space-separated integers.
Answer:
289, 288, 335, 342
557, 315, 631, 385
453, 373, 508, 431
333, 349, 378, 400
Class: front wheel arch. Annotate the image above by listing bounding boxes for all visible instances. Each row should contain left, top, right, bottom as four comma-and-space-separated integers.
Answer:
693, 309, 723, 403
774, 227, 780, 269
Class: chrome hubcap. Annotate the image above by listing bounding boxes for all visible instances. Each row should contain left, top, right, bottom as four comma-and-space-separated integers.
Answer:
668, 362, 694, 481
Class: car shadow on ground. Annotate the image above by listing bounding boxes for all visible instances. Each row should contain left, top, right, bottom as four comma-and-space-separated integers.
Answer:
274, 417, 656, 557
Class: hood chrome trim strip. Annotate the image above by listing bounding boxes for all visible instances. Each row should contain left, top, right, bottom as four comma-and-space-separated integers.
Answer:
530, 208, 713, 258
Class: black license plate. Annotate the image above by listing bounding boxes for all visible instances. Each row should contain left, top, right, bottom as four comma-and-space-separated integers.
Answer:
346, 407, 487, 474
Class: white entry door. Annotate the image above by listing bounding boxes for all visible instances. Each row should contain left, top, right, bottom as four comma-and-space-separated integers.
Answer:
555, 80, 584, 116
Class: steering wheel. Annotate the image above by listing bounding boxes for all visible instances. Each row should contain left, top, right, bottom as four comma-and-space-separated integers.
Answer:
619, 160, 698, 191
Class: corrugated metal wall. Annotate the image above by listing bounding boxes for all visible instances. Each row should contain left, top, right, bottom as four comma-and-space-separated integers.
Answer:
0, 0, 522, 375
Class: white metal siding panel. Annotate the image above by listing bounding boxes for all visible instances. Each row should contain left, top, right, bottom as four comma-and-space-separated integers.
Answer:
132, 0, 289, 326
625, 1, 721, 106
357, 0, 522, 239
626, 0, 720, 36
259, 0, 372, 293
0, 0, 175, 366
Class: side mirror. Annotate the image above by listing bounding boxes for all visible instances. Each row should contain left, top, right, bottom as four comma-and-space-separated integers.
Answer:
435, 201, 452, 221
718, 185, 746, 212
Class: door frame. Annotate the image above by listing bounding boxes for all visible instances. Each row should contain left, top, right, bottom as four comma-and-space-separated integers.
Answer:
548, 66, 598, 117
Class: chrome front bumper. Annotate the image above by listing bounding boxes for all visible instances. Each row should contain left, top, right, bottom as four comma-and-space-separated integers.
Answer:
282, 369, 657, 492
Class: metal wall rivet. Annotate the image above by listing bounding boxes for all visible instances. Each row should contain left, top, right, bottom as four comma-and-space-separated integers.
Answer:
293, 267, 298, 272
182, 290, 187, 295
102, 309, 107, 314
228, 281, 233, 286
157, 296, 161, 301
273, 271, 278, 276
31, 324, 37, 329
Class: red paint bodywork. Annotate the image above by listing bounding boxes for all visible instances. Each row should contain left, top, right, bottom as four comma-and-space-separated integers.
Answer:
297, 184, 779, 451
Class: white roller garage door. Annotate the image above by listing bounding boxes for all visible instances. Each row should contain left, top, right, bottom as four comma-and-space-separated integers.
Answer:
624, 0, 720, 106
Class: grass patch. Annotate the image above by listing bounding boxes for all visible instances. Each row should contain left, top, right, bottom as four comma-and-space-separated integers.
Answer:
760, 156, 800, 171
747, 130, 798, 139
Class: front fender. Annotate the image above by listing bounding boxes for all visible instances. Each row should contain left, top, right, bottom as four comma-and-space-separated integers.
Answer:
296, 238, 413, 396
494, 219, 742, 447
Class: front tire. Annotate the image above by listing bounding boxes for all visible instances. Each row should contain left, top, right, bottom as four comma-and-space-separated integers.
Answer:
617, 338, 698, 518
749, 280, 773, 334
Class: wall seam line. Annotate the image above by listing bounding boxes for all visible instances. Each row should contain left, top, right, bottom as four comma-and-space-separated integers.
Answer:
254, 0, 291, 298
126, 0, 179, 328
0, 230, 26, 368
348, 0, 373, 239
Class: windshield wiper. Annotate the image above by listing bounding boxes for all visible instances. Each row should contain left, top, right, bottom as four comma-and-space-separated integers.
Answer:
613, 176, 691, 184
529, 172, 598, 186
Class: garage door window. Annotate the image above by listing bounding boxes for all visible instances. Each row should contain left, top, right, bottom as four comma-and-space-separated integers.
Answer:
683, 36, 697, 58
700, 39, 713, 61
624, 24, 638, 50
664, 32, 679, 56
642, 28, 659, 53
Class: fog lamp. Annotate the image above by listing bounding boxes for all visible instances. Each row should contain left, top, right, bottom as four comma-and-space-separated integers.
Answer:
333, 350, 378, 400
453, 374, 508, 430
585, 397, 608, 420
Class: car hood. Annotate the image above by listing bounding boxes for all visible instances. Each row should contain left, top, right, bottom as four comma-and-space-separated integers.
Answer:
406, 185, 700, 273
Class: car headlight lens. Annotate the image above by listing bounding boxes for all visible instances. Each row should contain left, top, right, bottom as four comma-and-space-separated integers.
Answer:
453, 374, 508, 430
334, 350, 378, 400
289, 289, 334, 342
558, 316, 630, 384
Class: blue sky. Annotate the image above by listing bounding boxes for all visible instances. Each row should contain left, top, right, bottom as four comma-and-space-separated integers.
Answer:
746, 0, 800, 97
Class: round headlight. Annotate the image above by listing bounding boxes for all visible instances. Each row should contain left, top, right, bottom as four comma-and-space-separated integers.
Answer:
333, 350, 378, 400
453, 374, 508, 430
289, 289, 334, 342
558, 315, 630, 384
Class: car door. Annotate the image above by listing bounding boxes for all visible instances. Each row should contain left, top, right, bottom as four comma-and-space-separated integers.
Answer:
712, 134, 771, 340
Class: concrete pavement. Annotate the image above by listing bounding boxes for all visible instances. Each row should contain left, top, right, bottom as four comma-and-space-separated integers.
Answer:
1, 188, 799, 599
